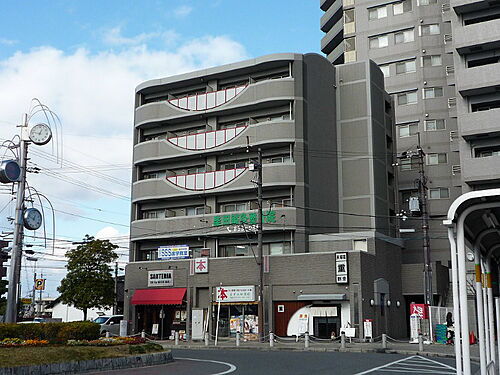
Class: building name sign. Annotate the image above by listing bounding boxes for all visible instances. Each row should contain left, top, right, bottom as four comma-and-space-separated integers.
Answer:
158, 245, 190, 260
148, 270, 173, 287
335, 252, 348, 284
212, 210, 277, 227
215, 285, 255, 303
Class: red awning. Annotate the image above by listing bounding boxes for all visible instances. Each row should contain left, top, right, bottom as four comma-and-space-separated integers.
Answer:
131, 288, 186, 305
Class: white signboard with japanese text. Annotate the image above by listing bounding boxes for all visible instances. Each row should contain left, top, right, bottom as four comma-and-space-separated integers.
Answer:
158, 245, 190, 260
194, 258, 208, 274
148, 270, 173, 287
215, 285, 255, 303
335, 252, 348, 284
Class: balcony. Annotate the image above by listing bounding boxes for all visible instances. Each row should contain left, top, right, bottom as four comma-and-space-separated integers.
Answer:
460, 108, 500, 139
457, 63, 500, 96
132, 163, 297, 202
135, 78, 295, 128
462, 155, 500, 184
321, 19, 344, 56
133, 120, 296, 164
454, 19, 500, 54
130, 207, 297, 241
169, 85, 247, 111
320, 0, 342, 32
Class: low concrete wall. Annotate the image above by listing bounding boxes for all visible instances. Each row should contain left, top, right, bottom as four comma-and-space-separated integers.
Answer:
0, 350, 173, 375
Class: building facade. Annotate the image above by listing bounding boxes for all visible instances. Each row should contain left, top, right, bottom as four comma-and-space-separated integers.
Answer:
321, 0, 463, 306
125, 53, 406, 340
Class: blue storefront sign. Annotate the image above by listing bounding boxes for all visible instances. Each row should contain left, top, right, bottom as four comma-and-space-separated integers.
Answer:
158, 245, 190, 260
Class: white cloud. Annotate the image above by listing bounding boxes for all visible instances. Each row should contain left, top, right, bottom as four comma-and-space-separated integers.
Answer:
102, 26, 178, 46
0, 38, 17, 46
173, 5, 193, 18
95, 226, 120, 240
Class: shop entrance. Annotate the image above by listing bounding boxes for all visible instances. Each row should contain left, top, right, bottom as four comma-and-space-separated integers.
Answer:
314, 316, 341, 339
214, 303, 259, 340
136, 304, 187, 339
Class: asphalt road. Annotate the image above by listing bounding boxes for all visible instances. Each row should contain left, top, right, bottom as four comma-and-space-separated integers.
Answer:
89, 349, 475, 374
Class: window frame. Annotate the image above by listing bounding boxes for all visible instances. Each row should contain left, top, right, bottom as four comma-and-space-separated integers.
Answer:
394, 29, 415, 44
368, 5, 388, 20
423, 87, 444, 99
395, 59, 416, 75
426, 152, 448, 165
429, 187, 450, 199
420, 24, 440, 36
397, 90, 418, 105
393, 0, 412, 15
397, 123, 419, 138
369, 34, 389, 49
424, 119, 446, 131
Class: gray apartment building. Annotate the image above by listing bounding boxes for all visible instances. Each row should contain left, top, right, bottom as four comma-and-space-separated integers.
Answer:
124, 53, 407, 340
320, 0, 500, 308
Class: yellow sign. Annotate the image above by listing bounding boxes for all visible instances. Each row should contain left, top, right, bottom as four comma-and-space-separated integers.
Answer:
35, 279, 45, 291
20, 298, 32, 304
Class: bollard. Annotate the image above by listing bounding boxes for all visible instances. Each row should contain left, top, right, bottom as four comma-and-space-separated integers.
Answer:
204, 332, 209, 346
418, 334, 424, 352
382, 334, 387, 349
305, 332, 310, 349
141, 330, 145, 339
341, 332, 346, 349
175, 331, 179, 346
105, 331, 110, 338
236, 331, 240, 347
270, 332, 274, 348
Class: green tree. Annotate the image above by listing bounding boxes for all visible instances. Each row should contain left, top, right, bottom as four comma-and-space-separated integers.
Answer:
58, 235, 118, 320
0, 280, 7, 316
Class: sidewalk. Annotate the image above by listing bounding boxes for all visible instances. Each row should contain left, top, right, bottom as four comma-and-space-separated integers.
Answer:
156, 337, 479, 360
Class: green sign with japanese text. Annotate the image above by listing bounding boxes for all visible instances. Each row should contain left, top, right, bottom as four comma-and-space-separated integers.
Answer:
212, 210, 277, 227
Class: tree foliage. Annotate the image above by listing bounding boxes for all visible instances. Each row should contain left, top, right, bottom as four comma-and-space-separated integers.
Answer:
57, 235, 118, 320
0, 280, 7, 316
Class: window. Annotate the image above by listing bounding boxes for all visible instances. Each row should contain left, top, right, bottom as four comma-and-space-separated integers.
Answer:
143, 210, 164, 219
398, 123, 419, 137
267, 155, 291, 164
219, 120, 248, 129
369, 5, 387, 20
269, 198, 292, 208
396, 60, 416, 74
221, 203, 248, 212
425, 119, 446, 131
345, 37, 356, 52
395, 29, 414, 44
186, 206, 206, 216
379, 64, 390, 77
221, 161, 247, 170
478, 150, 500, 157
429, 188, 449, 199
393, 0, 412, 15
426, 153, 448, 165
418, 0, 437, 5
268, 242, 291, 255
143, 172, 159, 180
186, 166, 206, 175
472, 99, 500, 112
397, 91, 418, 105
369, 34, 389, 49
344, 9, 355, 23
424, 87, 443, 99
400, 158, 418, 170
420, 24, 440, 35
353, 239, 368, 252
220, 244, 251, 257
422, 55, 442, 67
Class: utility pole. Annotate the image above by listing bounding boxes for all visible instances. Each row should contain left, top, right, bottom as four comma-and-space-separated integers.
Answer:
5, 115, 29, 323
31, 271, 36, 318
416, 138, 432, 307
114, 262, 118, 315
256, 148, 264, 342
39, 272, 43, 317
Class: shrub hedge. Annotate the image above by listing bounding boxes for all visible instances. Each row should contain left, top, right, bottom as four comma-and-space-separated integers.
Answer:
0, 322, 100, 343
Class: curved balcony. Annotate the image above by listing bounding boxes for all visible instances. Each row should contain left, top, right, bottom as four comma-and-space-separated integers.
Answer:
135, 78, 295, 128
169, 85, 247, 111
168, 126, 247, 151
166, 167, 247, 191
133, 120, 295, 165
132, 163, 296, 202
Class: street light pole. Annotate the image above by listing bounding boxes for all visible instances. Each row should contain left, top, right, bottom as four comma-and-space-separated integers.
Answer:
5, 115, 29, 323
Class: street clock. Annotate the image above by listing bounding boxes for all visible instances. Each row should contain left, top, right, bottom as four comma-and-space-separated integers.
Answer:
29, 123, 52, 145
23, 208, 43, 230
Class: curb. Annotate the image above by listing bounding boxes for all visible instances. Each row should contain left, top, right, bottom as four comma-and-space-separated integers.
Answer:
162, 343, 475, 360
0, 350, 173, 375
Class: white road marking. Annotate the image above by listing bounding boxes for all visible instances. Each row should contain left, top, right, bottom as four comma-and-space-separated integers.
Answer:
355, 355, 456, 374
176, 357, 237, 375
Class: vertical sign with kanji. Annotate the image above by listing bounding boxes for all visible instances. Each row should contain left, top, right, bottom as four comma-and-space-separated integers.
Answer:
335, 252, 348, 284
194, 258, 208, 274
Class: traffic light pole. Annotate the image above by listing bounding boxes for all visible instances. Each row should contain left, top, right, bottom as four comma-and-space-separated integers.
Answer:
5, 117, 29, 323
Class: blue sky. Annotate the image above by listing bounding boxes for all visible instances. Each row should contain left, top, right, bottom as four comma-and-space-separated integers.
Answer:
0, 1, 323, 299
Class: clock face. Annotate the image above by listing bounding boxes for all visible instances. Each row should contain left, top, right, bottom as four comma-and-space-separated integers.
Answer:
29, 124, 52, 145
23, 208, 43, 230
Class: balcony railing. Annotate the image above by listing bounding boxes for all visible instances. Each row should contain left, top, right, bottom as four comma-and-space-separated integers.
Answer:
445, 65, 455, 75
448, 97, 457, 108
168, 126, 247, 151
444, 34, 453, 44
450, 130, 458, 141
169, 85, 247, 111
452, 165, 462, 175
166, 167, 247, 191
442, 3, 450, 12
